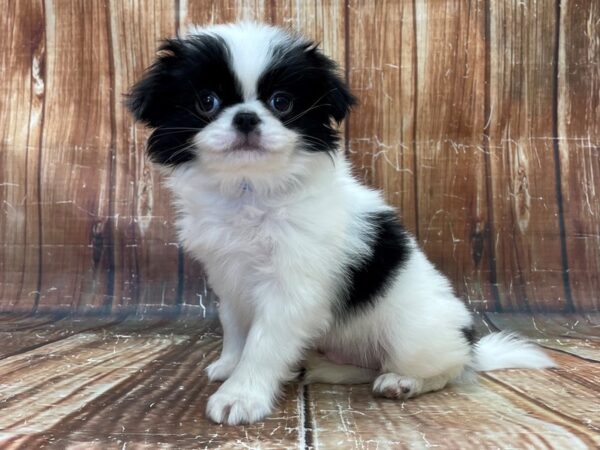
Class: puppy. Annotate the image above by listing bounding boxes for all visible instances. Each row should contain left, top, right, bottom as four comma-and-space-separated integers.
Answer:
128, 22, 554, 425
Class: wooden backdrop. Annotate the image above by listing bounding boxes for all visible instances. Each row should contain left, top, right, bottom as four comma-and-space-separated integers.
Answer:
1, 0, 598, 316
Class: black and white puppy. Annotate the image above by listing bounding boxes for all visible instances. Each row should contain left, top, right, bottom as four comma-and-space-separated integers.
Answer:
128, 22, 554, 425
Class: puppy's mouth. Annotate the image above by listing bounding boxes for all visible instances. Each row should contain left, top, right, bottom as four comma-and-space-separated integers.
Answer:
228, 133, 263, 152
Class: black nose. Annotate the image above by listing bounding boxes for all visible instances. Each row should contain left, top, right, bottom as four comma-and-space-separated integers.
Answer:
233, 111, 261, 134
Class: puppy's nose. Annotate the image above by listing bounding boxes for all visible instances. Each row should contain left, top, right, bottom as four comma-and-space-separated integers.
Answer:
233, 111, 261, 134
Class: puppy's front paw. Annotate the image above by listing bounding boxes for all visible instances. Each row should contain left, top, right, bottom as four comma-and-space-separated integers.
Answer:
373, 373, 423, 399
206, 356, 239, 382
206, 385, 273, 425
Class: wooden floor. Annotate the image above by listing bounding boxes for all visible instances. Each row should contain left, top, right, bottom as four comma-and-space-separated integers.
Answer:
0, 313, 598, 449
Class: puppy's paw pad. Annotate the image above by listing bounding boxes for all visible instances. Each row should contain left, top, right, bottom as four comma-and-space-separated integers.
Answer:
205, 357, 238, 382
373, 373, 423, 400
206, 390, 272, 425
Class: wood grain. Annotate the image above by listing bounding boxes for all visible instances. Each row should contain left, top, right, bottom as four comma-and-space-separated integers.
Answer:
483, 351, 600, 435
107, 0, 185, 315
412, 1, 494, 308
558, 0, 600, 311
1, 1, 599, 314
0, 317, 598, 448
0, 0, 45, 312
347, 0, 417, 236
485, 312, 600, 340
487, 0, 569, 312
0, 319, 304, 449
36, 0, 114, 312
306, 376, 597, 449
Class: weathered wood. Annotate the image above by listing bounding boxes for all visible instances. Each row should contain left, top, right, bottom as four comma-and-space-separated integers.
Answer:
346, 0, 417, 235
558, 0, 600, 311
487, 0, 568, 312
412, 1, 494, 309
0, 317, 598, 448
484, 312, 600, 365
306, 376, 597, 449
485, 312, 600, 340
107, 0, 186, 315
0, 314, 119, 358
183, 0, 273, 26
0, 0, 45, 312
483, 351, 600, 435
0, 320, 303, 449
35, 0, 114, 312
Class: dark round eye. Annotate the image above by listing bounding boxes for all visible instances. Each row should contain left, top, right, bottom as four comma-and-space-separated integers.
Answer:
268, 92, 293, 115
196, 91, 221, 116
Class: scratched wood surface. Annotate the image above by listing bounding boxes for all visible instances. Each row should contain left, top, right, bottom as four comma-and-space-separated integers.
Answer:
0, 314, 596, 449
1, 0, 599, 315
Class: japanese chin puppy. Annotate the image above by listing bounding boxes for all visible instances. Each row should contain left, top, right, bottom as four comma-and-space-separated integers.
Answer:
128, 22, 554, 425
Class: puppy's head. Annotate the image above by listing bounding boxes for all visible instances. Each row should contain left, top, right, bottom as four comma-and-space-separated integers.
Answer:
127, 22, 355, 176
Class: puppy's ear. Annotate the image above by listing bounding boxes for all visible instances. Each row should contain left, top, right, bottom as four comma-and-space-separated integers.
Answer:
126, 39, 187, 127
306, 45, 357, 123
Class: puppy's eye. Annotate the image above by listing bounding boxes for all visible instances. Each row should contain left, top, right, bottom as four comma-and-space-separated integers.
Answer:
268, 92, 293, 116
196, 91, 221, 116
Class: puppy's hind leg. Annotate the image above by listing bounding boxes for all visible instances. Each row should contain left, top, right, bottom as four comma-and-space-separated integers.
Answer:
372, 372, 454, 400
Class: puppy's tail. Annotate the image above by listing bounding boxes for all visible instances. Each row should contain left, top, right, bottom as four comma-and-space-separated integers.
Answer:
472, 331, 555, 372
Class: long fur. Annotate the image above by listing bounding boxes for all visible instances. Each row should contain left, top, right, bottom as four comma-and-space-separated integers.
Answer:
128, 22, 554, 426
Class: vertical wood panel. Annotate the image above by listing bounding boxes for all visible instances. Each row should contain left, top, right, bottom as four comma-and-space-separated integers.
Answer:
488, 0, 568, 311
108, 1, 185, 314
558, 0, 600, 310
347, 0, 417, 234
37, 0, 114, 312
183, 0, 272, 26
0, 0, 45, 311
413, 1, 493, 308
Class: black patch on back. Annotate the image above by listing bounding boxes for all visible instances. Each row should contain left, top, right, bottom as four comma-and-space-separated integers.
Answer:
126, 35, 242, 165
461, 326, 476, 346
338, 211, 411, 316
257, 42, 356, 153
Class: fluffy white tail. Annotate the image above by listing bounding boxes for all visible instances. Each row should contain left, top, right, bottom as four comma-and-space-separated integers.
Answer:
473, 331, 555, 371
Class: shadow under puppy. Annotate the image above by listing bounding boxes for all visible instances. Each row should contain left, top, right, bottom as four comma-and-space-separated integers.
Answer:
127, 22, 554, 426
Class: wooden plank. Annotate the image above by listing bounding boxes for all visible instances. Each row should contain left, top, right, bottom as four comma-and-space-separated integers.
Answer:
558, 0, 600, 311
0, 315, 189, 360
307, 377, 597, 449
1, 323, 303, 448
537, 338, 600, 363
0, 315, 118, 359
0, 332, 189, 444
487, 0, 568, 311
347, 0, 417, 234
36, 1, 114, 312
485, 312, 600, 340
412, 1, 493, 309
483, 351, 600, 434
485, 312, 600, 361
0, 0, 45, 312
107, 0, 188, 315
182, 0, 273, 26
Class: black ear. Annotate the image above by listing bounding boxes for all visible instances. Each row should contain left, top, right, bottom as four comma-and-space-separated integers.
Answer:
126, 39, 187, 127
306, 45, 357, 123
